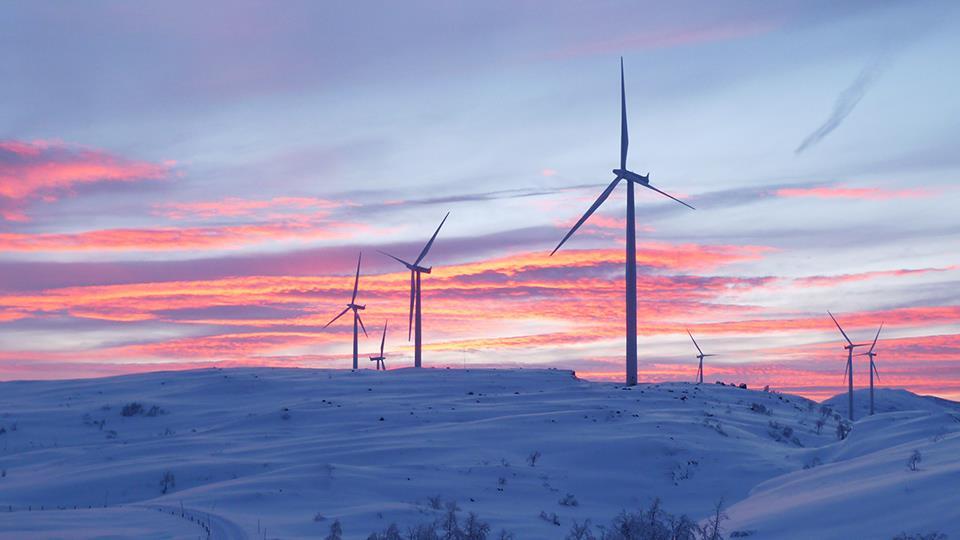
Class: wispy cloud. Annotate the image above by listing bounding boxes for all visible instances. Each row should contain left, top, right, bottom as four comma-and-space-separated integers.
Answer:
0, 139, 174, 222
795, 59, 887, 154
545, 19, 780, 60
775, 185, 931, 200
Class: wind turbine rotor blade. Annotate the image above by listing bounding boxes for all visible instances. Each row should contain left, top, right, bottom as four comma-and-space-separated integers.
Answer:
873, 362, 880, 381
356, 311, 368, 338
702, 354, 718, 357
868, 322, 883, 353
324, 306, 351, 328
620, 56, 628, 170
351, 252, 362, 303
414, 211, 450, 266
639, 182, 695, 210
550, 177, 621, 256
687, 330, 704, 355
380, 320, 387, 356
828, 311, 854, 346
408, 271, 415, 341
378, 250, 413, 268
842, 360, 849, 385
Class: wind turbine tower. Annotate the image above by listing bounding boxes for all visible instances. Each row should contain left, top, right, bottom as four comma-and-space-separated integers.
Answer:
323, 252, 368, 370
380, 212, 449, 368
858, 323, 883, 415
828, 311, 869, 421
552, 58, 695, 386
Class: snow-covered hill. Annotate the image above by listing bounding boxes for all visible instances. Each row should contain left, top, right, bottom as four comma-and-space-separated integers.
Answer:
0, 368, 956, 539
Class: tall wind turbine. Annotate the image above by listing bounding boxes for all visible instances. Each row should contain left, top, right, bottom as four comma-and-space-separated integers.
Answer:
324, 252, 368, 370
857, 323, 883, 415
828, 311, 869, 421
551, 58, 695, 386
379, 212, 449, 368
687, 330, 715, 384
370, 321, 388, 371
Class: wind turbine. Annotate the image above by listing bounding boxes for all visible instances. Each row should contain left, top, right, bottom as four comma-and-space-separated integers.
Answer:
379, 212, 449, 368
828, 311, 869, 421
857, 323, 883, 415
551, 57, 695, 386
323, 252, 368, 370
687, 330, 715, 384
370, 321, 388, 371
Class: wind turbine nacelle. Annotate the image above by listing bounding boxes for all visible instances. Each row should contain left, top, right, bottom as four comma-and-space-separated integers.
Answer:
348, 303, 366, 310
613, 168, 649, 185
413, 265, 432, 274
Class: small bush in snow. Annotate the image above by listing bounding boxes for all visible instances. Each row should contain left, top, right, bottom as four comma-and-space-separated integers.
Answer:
559, 493, 579, 507
121, 402, 144, 417
145, 405, 164, 417
367, 523, 402, 540
314, 512, 327, 522
371, 511, 497, 540
907, 449, 922, 471
893, 533, 947, 540
566, 520, 595, 540
539, 510, 561, 526
748, 403, 769, 415
427, 495, 444, 510
818, 405, 833, 419
325, 519, 343, 540
159, 471, 175, 494
566, 498, 728, 540
814, 418, 825, 435
836, 421, 852, 441
527, 450, 542, 467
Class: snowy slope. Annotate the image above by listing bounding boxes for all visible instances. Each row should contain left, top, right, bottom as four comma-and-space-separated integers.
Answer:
0, 368, 957, 539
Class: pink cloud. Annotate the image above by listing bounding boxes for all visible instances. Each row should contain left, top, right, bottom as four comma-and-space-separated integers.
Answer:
775, 186, 933, 201
545, 19, 780, 60
154, 196, 350, 220
0, 139, 174, 221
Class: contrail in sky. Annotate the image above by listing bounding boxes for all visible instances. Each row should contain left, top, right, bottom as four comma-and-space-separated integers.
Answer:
795, 60, 887, 154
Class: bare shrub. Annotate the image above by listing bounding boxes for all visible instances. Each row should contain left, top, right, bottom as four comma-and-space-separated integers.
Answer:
907, 449, 922, 472
159, 471, 175, 494
121, 402, 143, 417
836, 421, 852, 441
559, 493, 579, 507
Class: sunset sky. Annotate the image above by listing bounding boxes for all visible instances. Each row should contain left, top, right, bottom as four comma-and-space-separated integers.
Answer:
1, 1, 958, 400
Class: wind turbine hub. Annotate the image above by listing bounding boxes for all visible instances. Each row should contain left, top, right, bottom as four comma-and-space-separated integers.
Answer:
613, 168, 649, 184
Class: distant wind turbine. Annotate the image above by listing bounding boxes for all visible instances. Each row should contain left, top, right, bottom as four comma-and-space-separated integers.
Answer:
857, 323, 883, 415
324, 252, 368, 370
687, 331, 715, 385
828, 311, 869, 421
370, 321, 388, 371
380, 212, 449, 368
551, 57, 695, 386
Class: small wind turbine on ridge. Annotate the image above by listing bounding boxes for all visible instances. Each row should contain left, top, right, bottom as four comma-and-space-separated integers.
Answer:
552, 57, 695, 386
323, 252, 368, 370
369, 321, 388, 371
828, 311, 869, 421
687, 330, 715, 384
857, 323, 883, 415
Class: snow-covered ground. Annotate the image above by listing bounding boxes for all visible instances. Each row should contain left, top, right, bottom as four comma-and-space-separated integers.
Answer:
0, 368, 957, 539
